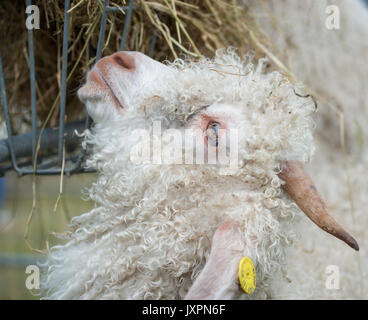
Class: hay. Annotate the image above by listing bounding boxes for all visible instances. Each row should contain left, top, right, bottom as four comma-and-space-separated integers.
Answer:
0, 0, 277, 134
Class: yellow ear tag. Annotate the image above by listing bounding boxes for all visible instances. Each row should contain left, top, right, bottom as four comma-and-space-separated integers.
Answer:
238, 257, 256, 294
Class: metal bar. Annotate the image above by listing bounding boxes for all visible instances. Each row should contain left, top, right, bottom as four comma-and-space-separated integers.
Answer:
96, 0, 110, 61
0, 50, 22, 175
0, 120, 86, 163
7, 166, 96, 176
57, 0, 71, 166
0, 164, 95, 176
10, 167, 94, 176
26, 0, 37, 166
149, 13, 159, 58
0, 161, 96, 176
149, 32, 158, 58
0, 253, 44, 268
120, 0, 135, 51
106, 5, 137, 12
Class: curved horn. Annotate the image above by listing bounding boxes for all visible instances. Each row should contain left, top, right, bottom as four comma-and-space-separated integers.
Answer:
278, 161, 359, 251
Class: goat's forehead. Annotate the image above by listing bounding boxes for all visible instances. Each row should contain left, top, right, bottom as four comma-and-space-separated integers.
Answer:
203, 103, 244, 117
130, 102, 247, 127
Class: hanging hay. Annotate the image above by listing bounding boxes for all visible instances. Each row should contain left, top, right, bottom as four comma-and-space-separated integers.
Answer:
0, 0, 278, 135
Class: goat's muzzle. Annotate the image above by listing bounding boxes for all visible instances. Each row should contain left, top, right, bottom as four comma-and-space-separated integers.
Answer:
278, 161, 359, 251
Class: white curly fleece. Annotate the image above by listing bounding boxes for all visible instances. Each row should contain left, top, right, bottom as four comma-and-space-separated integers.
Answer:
42, 49, 316, 299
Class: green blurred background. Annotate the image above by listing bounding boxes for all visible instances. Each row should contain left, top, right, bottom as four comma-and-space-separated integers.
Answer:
0, 173, 96, 299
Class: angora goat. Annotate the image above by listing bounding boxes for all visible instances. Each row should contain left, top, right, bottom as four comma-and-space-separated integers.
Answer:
42, 49, 359, 299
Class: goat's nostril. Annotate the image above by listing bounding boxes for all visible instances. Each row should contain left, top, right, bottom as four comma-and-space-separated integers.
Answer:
112, 53, 135, 71
114, 56, 128, 68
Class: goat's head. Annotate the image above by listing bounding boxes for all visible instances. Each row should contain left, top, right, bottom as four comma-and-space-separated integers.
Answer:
77, 50, 358, 297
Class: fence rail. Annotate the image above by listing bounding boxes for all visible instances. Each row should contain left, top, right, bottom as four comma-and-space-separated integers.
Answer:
0, 253, 44, 268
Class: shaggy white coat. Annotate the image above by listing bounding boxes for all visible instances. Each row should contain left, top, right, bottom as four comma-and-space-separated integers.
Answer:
42, 50, 316, 299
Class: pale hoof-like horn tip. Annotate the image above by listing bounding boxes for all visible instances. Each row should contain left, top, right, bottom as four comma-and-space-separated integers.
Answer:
346, 235, 359, 251
325, 225, 359, 251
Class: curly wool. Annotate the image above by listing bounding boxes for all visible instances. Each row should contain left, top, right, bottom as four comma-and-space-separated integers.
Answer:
42, 49, 316, 299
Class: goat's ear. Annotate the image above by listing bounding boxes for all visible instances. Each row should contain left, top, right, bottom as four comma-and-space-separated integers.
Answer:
78, 51, 173, 122
185, 219, 245, 300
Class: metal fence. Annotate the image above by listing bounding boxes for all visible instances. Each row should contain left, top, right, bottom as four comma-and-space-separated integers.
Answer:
0, 0, 157, 177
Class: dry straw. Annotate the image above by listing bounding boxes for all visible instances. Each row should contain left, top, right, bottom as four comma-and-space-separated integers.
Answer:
0, 0, 282, 133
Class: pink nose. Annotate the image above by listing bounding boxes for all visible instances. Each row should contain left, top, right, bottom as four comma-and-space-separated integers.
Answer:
96, 51, 136, 75
78, 52, 137, 111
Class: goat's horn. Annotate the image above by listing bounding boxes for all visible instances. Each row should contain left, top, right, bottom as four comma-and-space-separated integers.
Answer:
278, 161, 359, 251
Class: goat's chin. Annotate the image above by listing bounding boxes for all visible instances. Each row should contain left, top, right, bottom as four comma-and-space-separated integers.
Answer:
84, 100, 119, 123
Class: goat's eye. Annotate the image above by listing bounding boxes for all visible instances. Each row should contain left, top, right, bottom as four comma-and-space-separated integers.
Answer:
205, 122, 221, 147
